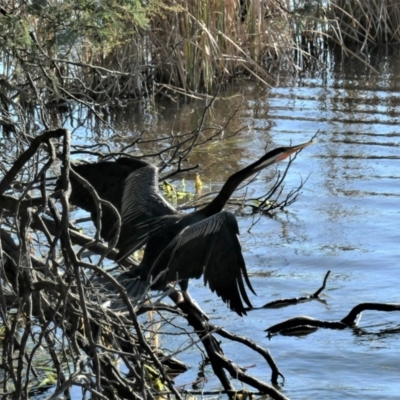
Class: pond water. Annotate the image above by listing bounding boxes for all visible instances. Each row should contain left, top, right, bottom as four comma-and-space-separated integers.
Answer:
71, 49, 400, 399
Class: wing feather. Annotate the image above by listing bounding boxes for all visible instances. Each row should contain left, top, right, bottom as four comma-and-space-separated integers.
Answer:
151, 211, 256, 315
63, 158, 178, 260
121, 164, 176, 224
116, 164, 178, 259
66, 161, 136, 240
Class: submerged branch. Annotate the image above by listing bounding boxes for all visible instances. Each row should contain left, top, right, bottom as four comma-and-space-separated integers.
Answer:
266, 303, 400, 337
252, 270, 331, 310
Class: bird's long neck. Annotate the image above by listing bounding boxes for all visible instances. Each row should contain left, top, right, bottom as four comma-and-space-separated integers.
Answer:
201, 162, 259, 216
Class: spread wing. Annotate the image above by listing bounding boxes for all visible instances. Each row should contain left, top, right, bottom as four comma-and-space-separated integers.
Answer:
62, 158, 178, 259
67, 160, 141, 239
150, 211, 256, 316
116, 164, 177, 260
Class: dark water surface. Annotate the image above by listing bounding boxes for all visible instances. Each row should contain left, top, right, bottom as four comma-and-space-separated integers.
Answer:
73, 50, 400, 399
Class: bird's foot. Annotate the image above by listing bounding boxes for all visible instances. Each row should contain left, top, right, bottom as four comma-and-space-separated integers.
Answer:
180, 290, 209, 322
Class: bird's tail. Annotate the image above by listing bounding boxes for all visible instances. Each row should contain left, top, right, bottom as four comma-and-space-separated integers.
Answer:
94, 267, 149, 309
118, 270, 149, 298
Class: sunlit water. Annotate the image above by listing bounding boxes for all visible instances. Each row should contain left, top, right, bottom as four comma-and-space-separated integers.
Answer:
69, 49, 400, 399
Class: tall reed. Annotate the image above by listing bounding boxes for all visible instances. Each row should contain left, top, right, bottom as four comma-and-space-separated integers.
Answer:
1, 0, 339, 102
128, 0, 298, 92
331, 0, 400, 44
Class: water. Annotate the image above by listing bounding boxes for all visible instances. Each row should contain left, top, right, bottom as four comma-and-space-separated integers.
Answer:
68, 50, 400, 399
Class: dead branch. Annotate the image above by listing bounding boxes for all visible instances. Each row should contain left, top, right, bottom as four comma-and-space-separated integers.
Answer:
0, 128, 68, 195
266, 303, 400, 337
258, 270, 331, 309
167, 290, 289, 399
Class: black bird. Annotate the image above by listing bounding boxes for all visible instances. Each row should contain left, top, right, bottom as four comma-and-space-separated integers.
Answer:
64, 141, 313, 315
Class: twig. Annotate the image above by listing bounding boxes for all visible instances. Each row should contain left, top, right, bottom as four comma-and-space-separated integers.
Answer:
0, 129, 67, 195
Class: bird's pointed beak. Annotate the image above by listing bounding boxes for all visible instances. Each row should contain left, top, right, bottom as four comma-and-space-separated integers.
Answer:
277, 140, 315, 161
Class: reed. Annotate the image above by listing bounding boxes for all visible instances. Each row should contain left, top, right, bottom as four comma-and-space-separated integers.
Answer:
331, 0, 400, 44
1, 0, 353, 102
102, 0, 299, 93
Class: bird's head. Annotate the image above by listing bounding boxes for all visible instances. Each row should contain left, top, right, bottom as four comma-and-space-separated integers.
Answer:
252, 140, 314, 173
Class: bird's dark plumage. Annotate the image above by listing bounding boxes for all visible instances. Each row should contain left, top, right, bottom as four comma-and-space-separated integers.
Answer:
60, 141, 313, 315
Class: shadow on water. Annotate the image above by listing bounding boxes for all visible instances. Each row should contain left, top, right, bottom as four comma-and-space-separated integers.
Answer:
57, 47, 400, 399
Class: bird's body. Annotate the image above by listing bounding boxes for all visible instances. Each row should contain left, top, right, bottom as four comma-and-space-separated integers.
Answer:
63, 141, 313, 315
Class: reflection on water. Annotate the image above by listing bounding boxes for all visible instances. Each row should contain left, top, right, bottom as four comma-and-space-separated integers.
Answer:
68, 49, 400, 399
